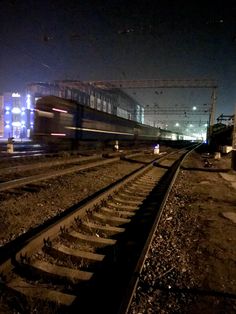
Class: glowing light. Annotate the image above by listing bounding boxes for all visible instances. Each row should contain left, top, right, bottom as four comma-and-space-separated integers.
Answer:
5, 106, 10, 110
36, 110, 54, 118
51, 133, 66, 136
204, 124, 208, 127
12, 107, 21, 114
52, 107, 68, 113
175, 122, 180, 127
6, 111, 10, 114
12, 122, 21, 127
189, 124, 193, 127
26, 94, 31, 109
12, 92, 21, 98
66, 126, 134, 136
192, 106, 197, 110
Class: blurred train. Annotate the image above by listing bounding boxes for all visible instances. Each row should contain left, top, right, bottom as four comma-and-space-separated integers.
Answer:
33, 96, 183, 150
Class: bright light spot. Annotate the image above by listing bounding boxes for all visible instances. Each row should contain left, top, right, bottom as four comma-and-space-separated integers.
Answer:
175, 122, 179, 127
204, 124, 208, 127
51, 133, 66, 136
12, 122, 21, 127
189, 124, 193, 128
52, 107, 68, 113
192, 106, 197, 110
12, 107, 21, 114
12, 92, 21, 98
26, 94, 31, 109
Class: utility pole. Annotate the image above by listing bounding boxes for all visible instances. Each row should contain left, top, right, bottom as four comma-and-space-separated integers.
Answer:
207, 88, 217, 144
210, 88, 216, 126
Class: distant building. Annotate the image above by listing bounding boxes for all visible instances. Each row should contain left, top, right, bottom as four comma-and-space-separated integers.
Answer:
0, 80, 144, 140
27, 80, 144, 123
1, 92, 33, 140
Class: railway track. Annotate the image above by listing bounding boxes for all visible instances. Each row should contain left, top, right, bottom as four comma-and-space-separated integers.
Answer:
0, 150, 148, 192
0, 144, 198, 313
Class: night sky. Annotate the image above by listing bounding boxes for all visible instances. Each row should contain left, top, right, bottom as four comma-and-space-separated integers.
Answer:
1, 0, 236, 120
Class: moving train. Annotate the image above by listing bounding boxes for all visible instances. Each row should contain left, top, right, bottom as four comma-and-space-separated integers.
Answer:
33, 96, 183, 150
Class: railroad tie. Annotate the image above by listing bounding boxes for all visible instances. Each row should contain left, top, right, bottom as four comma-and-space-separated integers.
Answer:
92, 212, 131, 226
107, 201, 138, 211
81, 221, 125, 235
8, 277, 76, 306
26, 260, 93, 284
117, 192, 144, 201
112, 195, 142, 206
100, 206, 136, 217
69, 230, 116, 247
49, 243, 105, 263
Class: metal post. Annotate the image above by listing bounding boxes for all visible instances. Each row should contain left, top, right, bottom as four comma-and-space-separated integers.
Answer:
207, 88, 217, 144
231, 105, 236, 170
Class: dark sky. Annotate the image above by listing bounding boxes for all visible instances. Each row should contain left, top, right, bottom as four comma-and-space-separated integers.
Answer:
1, 0, 236, 118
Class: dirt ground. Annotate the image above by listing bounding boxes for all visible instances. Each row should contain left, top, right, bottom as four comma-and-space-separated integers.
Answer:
130, 151, 236, 313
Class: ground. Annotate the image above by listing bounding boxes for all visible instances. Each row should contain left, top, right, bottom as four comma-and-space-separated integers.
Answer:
0, 151, 236, 313
130, 151, 236, 313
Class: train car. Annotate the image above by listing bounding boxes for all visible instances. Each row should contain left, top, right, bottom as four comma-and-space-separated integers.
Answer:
33, 96, 180, 150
